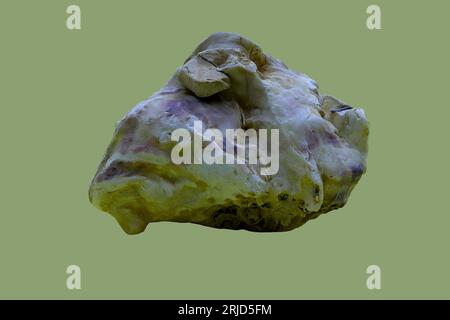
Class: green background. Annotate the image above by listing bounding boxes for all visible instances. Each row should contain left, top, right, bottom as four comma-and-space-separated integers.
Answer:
1, 0, 448, 299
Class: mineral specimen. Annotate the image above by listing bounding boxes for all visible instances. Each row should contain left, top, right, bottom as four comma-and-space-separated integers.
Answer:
89, 32, 369, 234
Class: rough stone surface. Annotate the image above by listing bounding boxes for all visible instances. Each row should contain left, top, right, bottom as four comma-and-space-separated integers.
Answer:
89, 32, 369, 234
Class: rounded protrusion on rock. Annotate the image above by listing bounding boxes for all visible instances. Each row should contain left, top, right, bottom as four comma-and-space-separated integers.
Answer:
178, 55, 230, 98
320, 95, 369, 154
112, 206, 149, 235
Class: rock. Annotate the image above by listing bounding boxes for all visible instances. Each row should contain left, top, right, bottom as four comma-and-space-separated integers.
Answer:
89, 32, 369, 234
